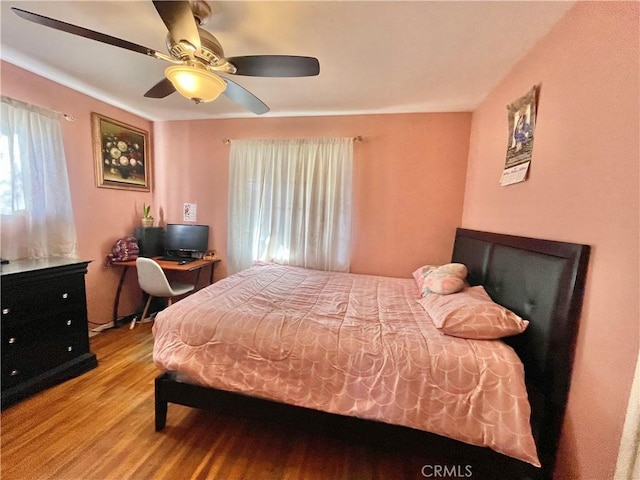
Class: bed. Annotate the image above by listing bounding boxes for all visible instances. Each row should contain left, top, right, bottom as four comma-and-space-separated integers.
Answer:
152, 228, 589, 479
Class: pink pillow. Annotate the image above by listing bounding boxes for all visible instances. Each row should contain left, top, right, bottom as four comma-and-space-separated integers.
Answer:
418, 286, 529, 339
412, 263, 468, 296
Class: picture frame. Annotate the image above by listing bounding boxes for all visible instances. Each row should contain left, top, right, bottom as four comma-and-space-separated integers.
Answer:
92, 113, 152, 191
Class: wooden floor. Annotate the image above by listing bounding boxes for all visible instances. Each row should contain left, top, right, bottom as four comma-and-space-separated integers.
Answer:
1, 323, 531, 480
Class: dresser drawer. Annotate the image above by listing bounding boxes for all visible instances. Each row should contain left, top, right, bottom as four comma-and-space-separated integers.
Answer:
2, 274, 86, 322
1, 332, 90, 388
2, 310, 88, 354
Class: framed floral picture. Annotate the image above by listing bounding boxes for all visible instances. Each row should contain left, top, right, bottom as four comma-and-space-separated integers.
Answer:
92, 113, 151, 191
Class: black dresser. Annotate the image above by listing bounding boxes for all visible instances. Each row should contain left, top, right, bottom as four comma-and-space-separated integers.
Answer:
1, 258, 98, 409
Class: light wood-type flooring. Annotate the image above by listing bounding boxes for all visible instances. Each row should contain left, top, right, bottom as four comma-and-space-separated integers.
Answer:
1, 322, 529, 480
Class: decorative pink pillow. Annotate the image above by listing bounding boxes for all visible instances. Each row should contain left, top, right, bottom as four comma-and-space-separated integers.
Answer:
412, 263, 468, 296
418, 285, 529, 339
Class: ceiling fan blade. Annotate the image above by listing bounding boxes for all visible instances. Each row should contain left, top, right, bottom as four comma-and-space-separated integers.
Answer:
152, 1, 201, 52
144, 78, 176, 99
222, 78, 270, 115
227, 56, 320, 77
11, 7, 159, 57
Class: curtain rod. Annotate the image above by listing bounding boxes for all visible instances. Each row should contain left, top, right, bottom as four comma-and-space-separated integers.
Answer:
222, 136, 363, 145
1, 95, 75, 121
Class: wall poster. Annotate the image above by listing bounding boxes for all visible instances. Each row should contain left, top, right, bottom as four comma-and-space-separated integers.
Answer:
183, 203, 197, 222
500, 85, 539, 186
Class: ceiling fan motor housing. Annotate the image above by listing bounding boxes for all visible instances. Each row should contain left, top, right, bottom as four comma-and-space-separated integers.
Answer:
165, 28, 235, 73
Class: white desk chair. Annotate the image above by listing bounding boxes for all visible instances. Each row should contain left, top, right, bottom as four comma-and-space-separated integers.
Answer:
131, 257, 195, 329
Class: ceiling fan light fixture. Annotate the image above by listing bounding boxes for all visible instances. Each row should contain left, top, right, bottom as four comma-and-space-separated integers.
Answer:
165, 64, 226, 103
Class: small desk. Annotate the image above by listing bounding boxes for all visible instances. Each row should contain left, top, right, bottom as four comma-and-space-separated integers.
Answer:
111, 256, 221, 325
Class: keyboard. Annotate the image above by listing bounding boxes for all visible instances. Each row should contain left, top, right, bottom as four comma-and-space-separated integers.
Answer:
158, 256, 196, 263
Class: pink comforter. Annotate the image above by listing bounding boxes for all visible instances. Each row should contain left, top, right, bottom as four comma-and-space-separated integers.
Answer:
153, 262, 539, 466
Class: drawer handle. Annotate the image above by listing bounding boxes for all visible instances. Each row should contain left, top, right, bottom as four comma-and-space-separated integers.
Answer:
2, 308, 9, 315
67, 346, 73, 352
62, 293, 69, 299
10, 369, 19, 377
8, 337, 16, 344
66, 320, 72, 326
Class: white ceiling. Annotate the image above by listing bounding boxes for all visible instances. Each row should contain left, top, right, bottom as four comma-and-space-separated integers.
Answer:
1, 1, 575, 121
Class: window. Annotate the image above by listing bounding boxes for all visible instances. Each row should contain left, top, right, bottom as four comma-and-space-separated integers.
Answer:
227, 138, 353, 274
0, 131, 25, 214
0, 96, 77, 260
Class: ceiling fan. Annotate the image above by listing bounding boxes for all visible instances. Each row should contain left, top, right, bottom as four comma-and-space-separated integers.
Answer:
11, 1, 320, 115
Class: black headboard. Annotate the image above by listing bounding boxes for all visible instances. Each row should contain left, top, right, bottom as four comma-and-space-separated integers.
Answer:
451, 228, 590, 477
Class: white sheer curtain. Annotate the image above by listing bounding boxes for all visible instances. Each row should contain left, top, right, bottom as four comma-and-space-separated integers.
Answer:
0, 96, 77, 260
228, 138, 353, 274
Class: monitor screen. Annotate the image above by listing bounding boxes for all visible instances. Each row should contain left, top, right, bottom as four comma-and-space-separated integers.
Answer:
164, 224, 209, 253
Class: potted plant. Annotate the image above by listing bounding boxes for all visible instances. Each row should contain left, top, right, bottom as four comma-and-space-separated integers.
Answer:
141, 203, 154, 227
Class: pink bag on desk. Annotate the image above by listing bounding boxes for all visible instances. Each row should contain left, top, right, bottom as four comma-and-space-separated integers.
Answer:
105, 236, 139, 266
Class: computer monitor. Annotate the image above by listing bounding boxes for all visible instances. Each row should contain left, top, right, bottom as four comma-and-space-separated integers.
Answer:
164, 224, 209, 256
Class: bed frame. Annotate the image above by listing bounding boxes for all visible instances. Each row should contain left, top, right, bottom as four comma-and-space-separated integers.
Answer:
154, 228, 590, 479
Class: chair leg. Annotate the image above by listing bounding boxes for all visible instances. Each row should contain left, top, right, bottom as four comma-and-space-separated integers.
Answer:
131, 295, 153, 330
141, 295, 153, 321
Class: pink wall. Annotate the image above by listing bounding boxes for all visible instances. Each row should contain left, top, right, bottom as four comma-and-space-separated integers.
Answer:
1, 61, 154, 327
462, 2, 639, 478
153, 113, 471, 280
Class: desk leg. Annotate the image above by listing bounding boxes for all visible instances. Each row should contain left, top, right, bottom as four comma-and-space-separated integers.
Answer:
209, 262, 214, 284
113, 267, 129, 327
195, 269, 202, 290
